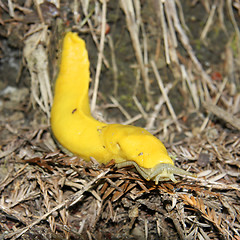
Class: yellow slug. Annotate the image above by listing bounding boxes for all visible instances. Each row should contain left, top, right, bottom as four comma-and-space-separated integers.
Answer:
51, 32, 195, 184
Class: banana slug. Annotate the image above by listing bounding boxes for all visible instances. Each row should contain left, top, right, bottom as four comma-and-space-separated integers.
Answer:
51, 32, 196, 184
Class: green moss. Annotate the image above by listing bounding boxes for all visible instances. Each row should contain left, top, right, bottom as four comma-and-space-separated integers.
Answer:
230, 34, 240, 57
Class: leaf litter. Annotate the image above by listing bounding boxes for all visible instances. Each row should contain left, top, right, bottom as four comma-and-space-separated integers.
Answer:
0, 0, 240, 239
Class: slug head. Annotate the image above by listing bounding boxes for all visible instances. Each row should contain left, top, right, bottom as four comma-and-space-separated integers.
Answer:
116, 161, 196, 184
102, 124, 196, 183
102, 124, 173, 167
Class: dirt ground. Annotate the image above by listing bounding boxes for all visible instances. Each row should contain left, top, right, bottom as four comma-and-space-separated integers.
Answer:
0, 1, 240, 239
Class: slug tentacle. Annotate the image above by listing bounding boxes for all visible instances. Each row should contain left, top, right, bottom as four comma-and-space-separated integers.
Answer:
51, 32, 196, 184
116, 161, 196, 184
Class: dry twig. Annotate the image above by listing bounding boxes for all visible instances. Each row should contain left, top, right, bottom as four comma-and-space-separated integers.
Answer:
202, 101, 240, 131
120, 0, 153, 107
151, 60, 181, 132
90, 0, 107, 112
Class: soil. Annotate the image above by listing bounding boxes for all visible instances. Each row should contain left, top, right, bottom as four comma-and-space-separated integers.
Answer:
0, 1, 240, 240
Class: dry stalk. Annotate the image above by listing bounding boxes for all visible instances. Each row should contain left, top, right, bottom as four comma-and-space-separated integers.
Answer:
133, 69, 141, 96
144, 219, 148, 240
23, 25, 52, 118
72, 0, 80, 24
151, 60, 181, 132
200, 0, 217, 40
152, 118, 175, 138
165, 1, 178, 49
91, 0, 107, 112
122, 114, 142, 125
133, 96, 148, 120
107, 35, 119, 96
120, 0, 153, 107
164, 0, 216, 94
202, 101, 240, 131
109, 96, 131, 120
7, 0, 14, 17
200, 77, 228, 131
79, 0, 109, 68
163, 0, 182, 67
33, 0, 44, 23
233, 94, 240, 114
159, 0, 170, 64
217, 0, 228, 34
140, 11, 150, 92
227, 0, 240, 51
181, 65, 199, 109
145, 84, 172, 130
175, 0, 190, 33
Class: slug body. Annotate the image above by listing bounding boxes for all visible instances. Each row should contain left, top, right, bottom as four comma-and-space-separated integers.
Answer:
51, 32, 195, 184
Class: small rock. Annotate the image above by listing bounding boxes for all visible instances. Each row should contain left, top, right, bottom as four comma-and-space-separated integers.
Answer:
197, 152, 211, 167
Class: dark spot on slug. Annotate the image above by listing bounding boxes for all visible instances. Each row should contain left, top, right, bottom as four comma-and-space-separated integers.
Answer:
138, 152, 143, 156
103, 146, 106, 148
72, 108, 77, 114
97, 125, 107, 133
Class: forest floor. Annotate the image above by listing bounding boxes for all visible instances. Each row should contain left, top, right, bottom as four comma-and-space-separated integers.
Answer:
0, 1, 240, 239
